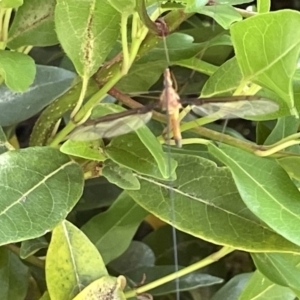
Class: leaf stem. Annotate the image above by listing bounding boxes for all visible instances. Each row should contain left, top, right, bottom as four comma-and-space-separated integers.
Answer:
265, 132, 300, 148
2, 8, 12, 45
50, 70, 123, 146
70, 77, 89, 119
121, 13, 130, 75
255, 140, 300, 157
125, 246, 234, 297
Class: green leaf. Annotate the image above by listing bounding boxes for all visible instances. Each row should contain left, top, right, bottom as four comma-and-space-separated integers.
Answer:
184, 0, 208, 11
40, 292, 50, 300
70, 103, 176, 179
211, 273, 252, 300
0, 0, 23, 9
252, 252, 300, 292
81, 193, 148, 264
0, 50, 35, 92
7, 0, 58, 48
76, 178, 120, 212
208, 143, 300, 247
239, 270, 296, 300
0, 147, 83, 245
264, 116, 300, 144
195, 4, 242, 29
46, 220, 108, 300
257, 0, 270, 13
128, 154, 300, 252
231, 10, 300, 111
102, 160, 140, 190
278, 157, 300, 182
106, 133, 176, 180
135, 129, 177, 180
117, 31, 232, 93
264, 115, 300, 153
125, 266, 223, 295
60, 140, 106, 161
0, 65, 76, 127
20, 236, 48, 259
72, 276, 126, 300
108, 241, 155, 274
256, 121, 275, 145
143, 226, 217, 266
176, 57, 218, 77
55, 0, 120, 77
0, 247, 29, 300
202, 57, 242, 96
107, 0, 135, 14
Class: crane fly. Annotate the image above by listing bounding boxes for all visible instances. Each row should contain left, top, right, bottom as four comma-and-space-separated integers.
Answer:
69, 68, 279, 147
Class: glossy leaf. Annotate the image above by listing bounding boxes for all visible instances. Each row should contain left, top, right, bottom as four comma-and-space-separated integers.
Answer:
81, 193, 148, 264
0, 50, 35, 92
211, 273, 252, 300
0, 65, 76, 126
106, 132, 176, 180
70, 103, 176, 179
239, 270, 296, 300
76, 178, 120, 212
72, 276, 126, 300
128, 154, 300, 252
0, 247, 29, 300
7, 0, 58, 48
201, 57, 243, 96
60, 140, 106, 161
231, 10, 300, 110
278, 157, 300, 181
208, 143, 300, 247
46, 220, 108, 300
108, 241, 155, 274
0, 147, 83, 245
143, 226, 218, 266
0, 0, 23, 8
257, 0, 270, 13
102, 160, 140, 190
116, 32, 231, 93
252, 252, 300, 292
40, 292, 51, 300
20, 236, 48, 259
264, 116, 300, 153
196, 4, 242, 29
107, 0, 135, 13
55, 0, 120, 77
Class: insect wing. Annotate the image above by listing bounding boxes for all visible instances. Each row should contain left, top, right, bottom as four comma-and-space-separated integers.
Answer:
192, 99, 279, 119
69, 112, 153, 141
